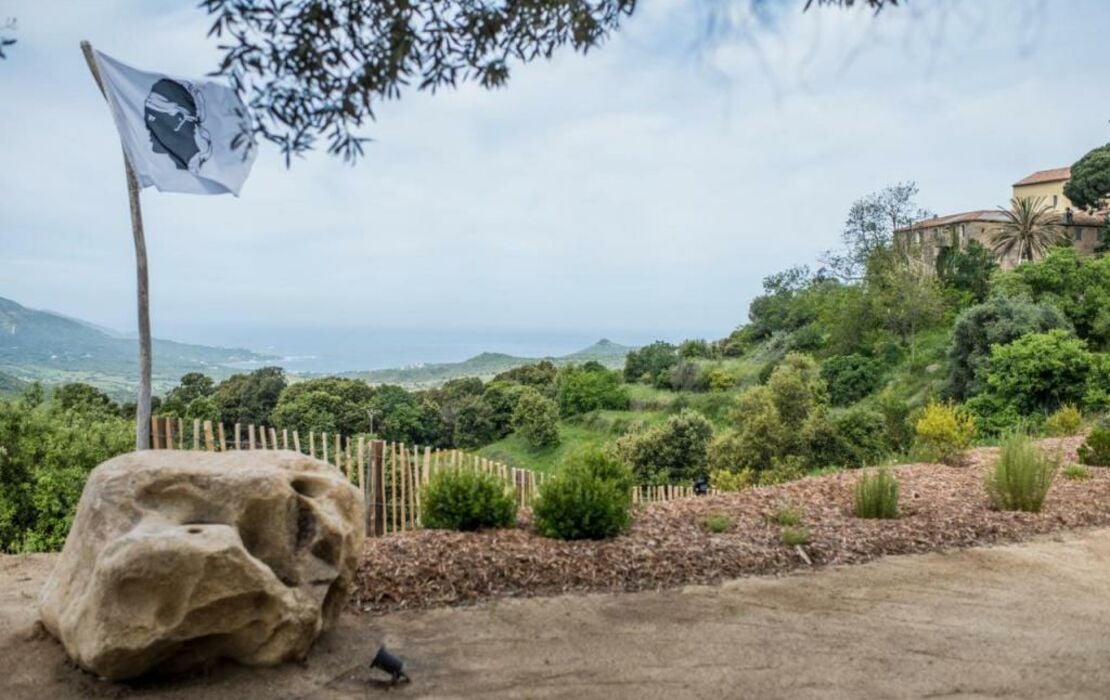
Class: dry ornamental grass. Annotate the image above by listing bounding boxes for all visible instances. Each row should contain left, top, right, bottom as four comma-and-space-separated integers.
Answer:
351, 437, 1109, 614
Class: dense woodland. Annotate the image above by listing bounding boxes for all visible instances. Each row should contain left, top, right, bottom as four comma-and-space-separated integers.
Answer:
2, 182, 1108, 552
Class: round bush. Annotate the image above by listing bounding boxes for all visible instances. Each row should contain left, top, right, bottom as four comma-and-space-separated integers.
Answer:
421, 469, 517, 531
533, 460, 632, 541
821, 354, 883, 406
914, 401, 976, 465
1078, 425, 1110, 466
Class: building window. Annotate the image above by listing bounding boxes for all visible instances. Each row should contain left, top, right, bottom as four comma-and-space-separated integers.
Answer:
1053, 194, 1059, 208
1074, 227, 1083, 242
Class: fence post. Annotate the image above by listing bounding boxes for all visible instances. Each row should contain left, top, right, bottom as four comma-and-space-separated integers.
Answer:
259, 425, 268, 450
357, 436, 366, 491
409, 445, 418, 528
283, 428, 289, 450
368, 440, 385, 536
203, 420, 215, 451
399, 443, 408, 531
293, 430, 301, 453
390, 442, 399, 532
150, 416, 161, 449
248, 424, 256, 450
234, 423, 241, 450
217, 422, 227, 451
309, 431, 315, 458
270, 428, 278, 450
322, 432, 329, 464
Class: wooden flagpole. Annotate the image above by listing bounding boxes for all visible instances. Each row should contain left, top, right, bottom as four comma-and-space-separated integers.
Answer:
79, 40, 152, 450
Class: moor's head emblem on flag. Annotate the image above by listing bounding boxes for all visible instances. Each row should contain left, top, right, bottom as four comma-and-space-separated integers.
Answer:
144, 79, 212, 174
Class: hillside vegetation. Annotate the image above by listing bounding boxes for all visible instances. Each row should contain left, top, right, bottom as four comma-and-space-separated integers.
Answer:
1, 182, 1108, 552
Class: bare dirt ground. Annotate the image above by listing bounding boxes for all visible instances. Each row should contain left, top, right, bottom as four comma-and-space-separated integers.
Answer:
3, 527, 1110, 699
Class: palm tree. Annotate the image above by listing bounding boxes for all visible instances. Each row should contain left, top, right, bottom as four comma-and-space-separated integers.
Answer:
990, 196, 1066, 264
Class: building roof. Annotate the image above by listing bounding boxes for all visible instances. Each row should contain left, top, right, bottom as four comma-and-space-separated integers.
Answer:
895, 207, 1106, 233
1013, 167, 1071, 187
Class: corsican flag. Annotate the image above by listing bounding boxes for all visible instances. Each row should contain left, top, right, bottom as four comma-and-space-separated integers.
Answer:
92, 50, 257, 196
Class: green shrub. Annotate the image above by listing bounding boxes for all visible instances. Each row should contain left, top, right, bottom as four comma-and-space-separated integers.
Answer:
875, 390, 913, 453
831, 406, 888, 467
555, 365, 629, 417
510, 388, 561, 449
821, 354, 884, 406
963, 393, 1024, 438
421, 469, 517, 531
768, 504, 802, 527
1044, 404, 1083, 437
0, 397, 134, 552
704, 366, 736, 392
984, 330, 1099, 415
943, 296, 1071, 401
985, 432, 1059, 513
766, 353, 825, 429
781, 527, 810, 546
759, 456, 807, 486
623, 341, 679, 385
1078, 426, 1110, 466
914, 401, 976, 465
703, 513, 732, 533
706, 430, 745, 473
533, 457, 633, 540
615, 409, 714, 484
1063, 464, 1091, 481
559, 447, 635, 492
725, 387, 787, 473
668, 361, 708, 392
709, 468, 753, 492
853, 468, 899, 519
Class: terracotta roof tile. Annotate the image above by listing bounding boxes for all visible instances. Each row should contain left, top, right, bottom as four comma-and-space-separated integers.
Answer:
1013, 167, 1071, 186
895, 207, 1107, 233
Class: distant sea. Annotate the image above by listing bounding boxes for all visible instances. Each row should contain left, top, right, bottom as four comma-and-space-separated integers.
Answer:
164, 324, 714, 375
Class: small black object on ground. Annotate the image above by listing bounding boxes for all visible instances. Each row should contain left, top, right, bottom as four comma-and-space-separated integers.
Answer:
371, 646, 410, 684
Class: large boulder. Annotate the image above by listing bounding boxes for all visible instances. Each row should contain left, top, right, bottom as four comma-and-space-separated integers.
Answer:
39, 449, 363, 680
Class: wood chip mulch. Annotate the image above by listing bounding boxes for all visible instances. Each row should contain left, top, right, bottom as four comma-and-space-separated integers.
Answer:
350, 437, 1110, 614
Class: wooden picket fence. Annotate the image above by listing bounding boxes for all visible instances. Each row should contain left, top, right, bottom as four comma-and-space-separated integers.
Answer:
149, 416, 705, 537
148, 416, 549, 537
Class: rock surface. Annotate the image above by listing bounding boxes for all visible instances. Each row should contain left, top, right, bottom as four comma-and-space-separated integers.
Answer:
39, 449, 363, 680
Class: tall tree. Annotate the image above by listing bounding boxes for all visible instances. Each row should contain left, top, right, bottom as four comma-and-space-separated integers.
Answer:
201, 0, 895, 162
822, 182, 932, 281
1063, 143, 1110, 211
868, 243, 944, 363
990, 196, 1066, 264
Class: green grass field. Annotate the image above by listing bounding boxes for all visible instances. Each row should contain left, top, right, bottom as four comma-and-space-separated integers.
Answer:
478, 409, 667, 473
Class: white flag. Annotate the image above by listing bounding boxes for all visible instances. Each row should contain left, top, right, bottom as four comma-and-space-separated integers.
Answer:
93, 50, 257, 196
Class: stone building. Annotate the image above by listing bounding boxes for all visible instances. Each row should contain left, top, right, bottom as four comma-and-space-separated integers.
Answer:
895, 166, 1106, 269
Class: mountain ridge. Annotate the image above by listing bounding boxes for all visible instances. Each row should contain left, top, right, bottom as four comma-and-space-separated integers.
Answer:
0, 295, 274, 396
339, 338, 636, 388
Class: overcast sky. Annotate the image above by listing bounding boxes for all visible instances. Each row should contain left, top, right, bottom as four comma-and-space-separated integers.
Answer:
2, 0, 1109, 353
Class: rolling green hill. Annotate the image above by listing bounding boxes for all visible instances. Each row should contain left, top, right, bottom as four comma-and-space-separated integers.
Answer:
0, 296, 273, 398
342, 338, 637, 388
